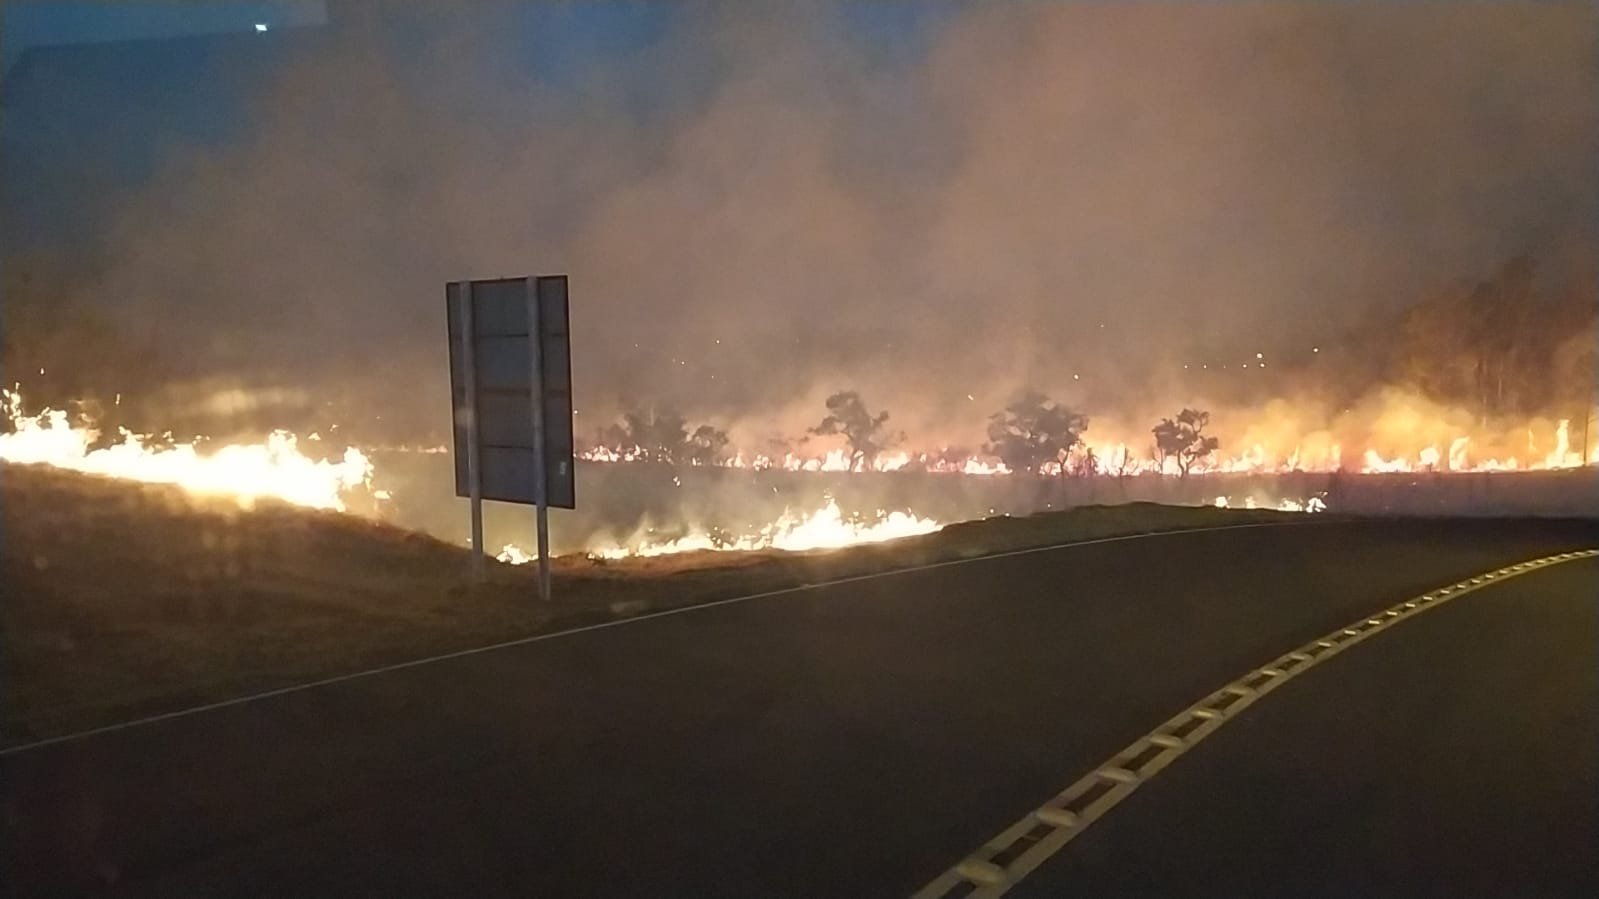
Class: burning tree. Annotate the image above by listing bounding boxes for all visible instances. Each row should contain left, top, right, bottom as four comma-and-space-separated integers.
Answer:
809, 391, 900, 472
1152, 408, 1219, 478
1070, 446, 1100, 478
1106, 444, 1139, 479
1386, 256, 1596, 425
601, 408, 729, 465
984, 390, 1088, 476
612, 408, 687, 463
684, 424, 731, 466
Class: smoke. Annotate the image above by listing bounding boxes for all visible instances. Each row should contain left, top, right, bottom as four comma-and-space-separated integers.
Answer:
11, 2, 1597, 450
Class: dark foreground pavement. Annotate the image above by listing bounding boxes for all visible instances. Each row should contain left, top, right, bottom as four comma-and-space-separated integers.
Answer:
2, 518, 1596, 897
1016, 554, 1599, 899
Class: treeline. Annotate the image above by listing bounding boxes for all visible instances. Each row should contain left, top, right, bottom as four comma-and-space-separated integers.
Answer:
590, 257, 1599, 476
9, 247, 1592, 453
594, 390, 1224, 478
1328, 256, 1597, 423
595, 409, 731, 466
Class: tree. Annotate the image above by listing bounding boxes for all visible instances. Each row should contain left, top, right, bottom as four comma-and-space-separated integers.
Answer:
602, 408, 689, 464
809, 391, 899, 471
1387, 255, 1588, 423
684, 424, 730, 466
984, 390, 1089, 476
1394, 288, 1480, 405
1152, 408, 1219, 478
1107, 444, 1139, 479
1071, 446, 1100, 479
599, 408, 729, 466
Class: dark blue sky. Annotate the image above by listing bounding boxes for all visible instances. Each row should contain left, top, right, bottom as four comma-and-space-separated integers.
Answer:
2, 1, 961, 249
1, 1, 328, 74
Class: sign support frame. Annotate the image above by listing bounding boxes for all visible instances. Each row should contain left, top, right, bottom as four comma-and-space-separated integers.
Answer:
447, 273, 572, 596
456, 281, 486, 579
525, 277, 552, 601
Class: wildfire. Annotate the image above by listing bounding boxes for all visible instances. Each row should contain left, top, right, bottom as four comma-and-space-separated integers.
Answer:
0, 388, 378, 511
581, 445, 1013, 475
580, 418, 1596, 476
1214, 495, 1327, 513
497, 498, 942, 562
497, 543, 535, 565
1344, 421, 1586, 473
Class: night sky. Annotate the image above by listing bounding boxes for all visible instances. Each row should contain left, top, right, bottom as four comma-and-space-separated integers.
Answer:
3, 3, 1594, 444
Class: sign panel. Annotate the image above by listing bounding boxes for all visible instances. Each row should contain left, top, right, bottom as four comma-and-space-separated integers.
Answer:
446, 276, 575, 508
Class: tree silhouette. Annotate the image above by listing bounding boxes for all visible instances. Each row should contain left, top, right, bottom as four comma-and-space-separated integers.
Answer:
1152, 408, 1219, 478
1107, 444, 1139, 479
809, 391, 899, 471
1387, 256, 1593, 423
684, 424, 731, 466
601, 408, 726, 465
984, 390, 1088, 476
1071, 445, 1100, 479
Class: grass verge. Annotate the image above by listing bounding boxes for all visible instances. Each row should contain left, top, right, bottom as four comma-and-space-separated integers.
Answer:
2, 463, 1309, 745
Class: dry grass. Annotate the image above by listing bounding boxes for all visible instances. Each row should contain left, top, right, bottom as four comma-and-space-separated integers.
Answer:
1, 463, 1298, 744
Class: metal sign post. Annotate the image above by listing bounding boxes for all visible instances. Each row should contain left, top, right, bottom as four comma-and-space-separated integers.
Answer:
454, 281, 485, 578
446, 275, 574, 598
524, 278, 551, 601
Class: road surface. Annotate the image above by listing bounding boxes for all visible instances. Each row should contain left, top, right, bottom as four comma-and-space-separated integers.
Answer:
2, 517, 1595, 897
1012, 551, 1599, 899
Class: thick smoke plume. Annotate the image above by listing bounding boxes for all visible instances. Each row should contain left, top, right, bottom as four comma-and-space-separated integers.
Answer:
5, 3, 1595, 460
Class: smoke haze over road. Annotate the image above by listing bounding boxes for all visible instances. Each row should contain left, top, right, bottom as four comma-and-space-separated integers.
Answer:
4, 3, 1594, 454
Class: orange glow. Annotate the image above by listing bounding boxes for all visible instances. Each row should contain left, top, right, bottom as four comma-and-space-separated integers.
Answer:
581, 416, 1594, 477
1, 388, 379, 511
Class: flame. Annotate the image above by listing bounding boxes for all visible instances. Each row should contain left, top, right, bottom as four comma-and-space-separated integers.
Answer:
497, 543, 534, 565
497, 498, 942, 562
1214, 495, 1326, 513
581, 415, 1595, 477
1, 388, 376, 511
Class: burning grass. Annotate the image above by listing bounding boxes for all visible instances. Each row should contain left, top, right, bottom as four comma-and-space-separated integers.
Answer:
1, 462, 1303, 745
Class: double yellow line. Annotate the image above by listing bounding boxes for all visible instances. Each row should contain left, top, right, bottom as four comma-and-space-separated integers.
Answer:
914, 548, 1599, 898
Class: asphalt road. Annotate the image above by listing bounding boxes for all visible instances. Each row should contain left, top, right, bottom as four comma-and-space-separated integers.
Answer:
1014, 553, 1599, 899
2, 517, 1595, 897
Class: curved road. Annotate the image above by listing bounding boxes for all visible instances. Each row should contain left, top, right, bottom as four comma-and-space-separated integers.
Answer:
1012, 553, 1598, 899
2, 518, 1595, 897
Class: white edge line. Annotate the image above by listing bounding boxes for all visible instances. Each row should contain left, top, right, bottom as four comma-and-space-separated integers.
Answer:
912, 547, 1599, 899
0, 519, 1331, 758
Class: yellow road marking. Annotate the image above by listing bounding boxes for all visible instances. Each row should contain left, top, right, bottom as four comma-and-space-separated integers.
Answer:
912, 548, 1599, 899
